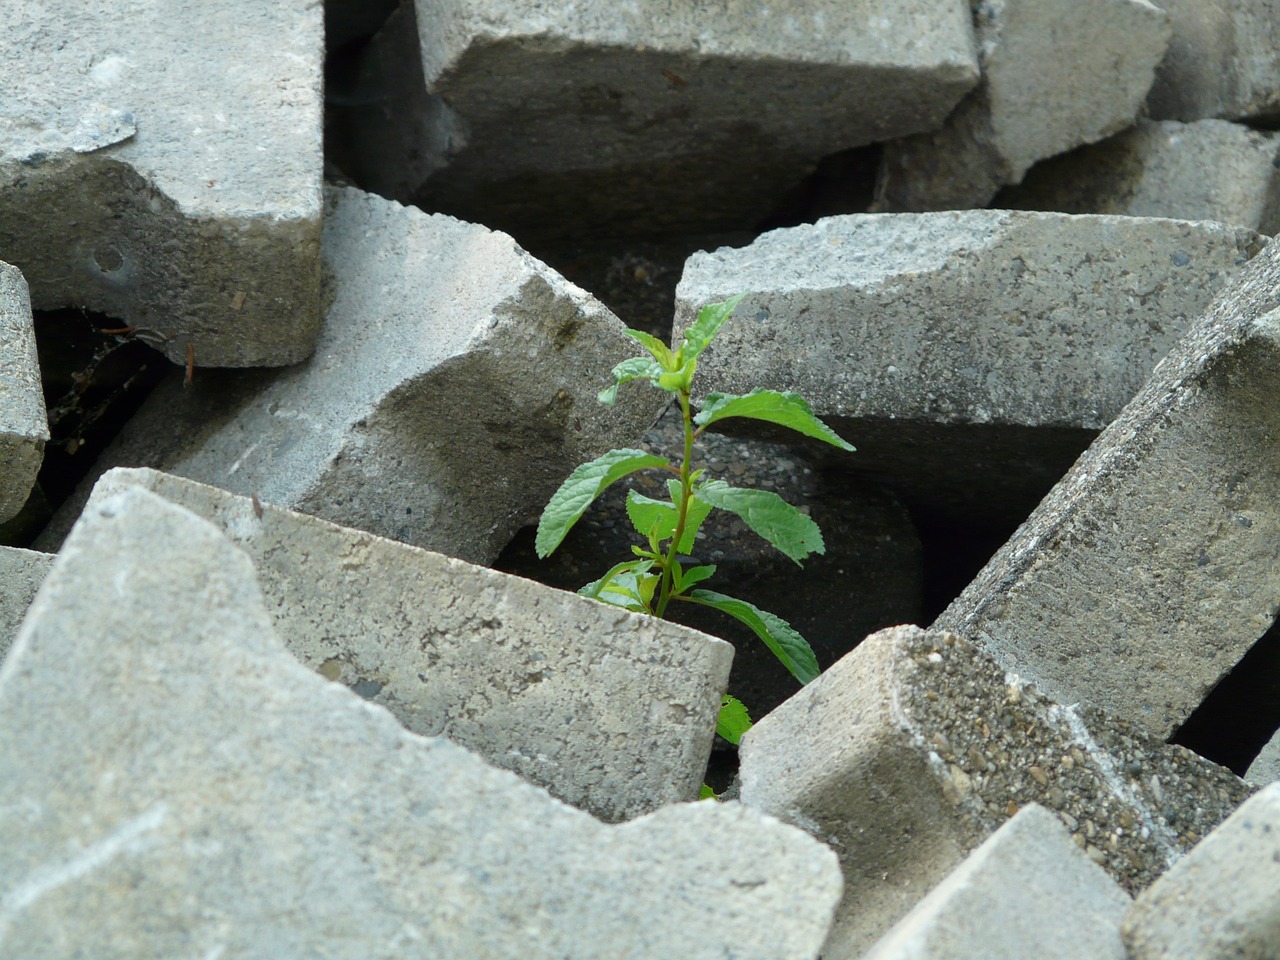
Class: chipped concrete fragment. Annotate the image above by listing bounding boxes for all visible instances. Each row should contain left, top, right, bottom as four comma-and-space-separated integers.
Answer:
0, 547, 52, 663
0, 262, 47, 524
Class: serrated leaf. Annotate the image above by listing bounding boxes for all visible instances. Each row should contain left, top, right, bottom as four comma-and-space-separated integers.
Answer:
578, 559, 653, 600
623, 328, 676, 368
666, 479, 713, 554
696, 389, 855, 452
599, 356, 664, 405
680, 293, 747, 363
676, 563, 716, 592
625, 483, 712, 554
716, 695, 753, 745
536, 450, 670, 557
685, 589, 819, 684
693, 480, 824, 565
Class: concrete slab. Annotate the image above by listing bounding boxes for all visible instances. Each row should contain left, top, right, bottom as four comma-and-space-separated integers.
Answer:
0, 487, 842, 958
1001, 119, 1280, 235
936, 240, 1280, 739
1123, 783, 1280, 960
0, 262, 47, 524
37, 185, 667, 565
738, 625, 1251, 959
336, 0, 979, 238
0, 546, 52, 664
1246, 729, 1280, 787
0, 1, 323, 367
674, 211, 1265, 527
862, 805, 1130, 960
874, 0, 1169, 211
85, 466, 732, 822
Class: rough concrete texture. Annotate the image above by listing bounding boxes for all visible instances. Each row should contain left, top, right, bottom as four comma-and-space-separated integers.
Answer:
935, 240, 1280, 739
0, 546, 52, 664
1147, 0, 1280, 123
674, 211, 1265, 526
0, 487, 842, 959
0, 262, 47, 524
338, 0, 978, 237
1123, 783, 1280, 960
1246, 730, 1280, 787
85, 466, 732, 822
1001, 118, 1280, 235
862, 805, 1130, 960
738, 626, 1252, 959
873, 0, 1170, 211
37, 185, 667, 564
0, 1, 323, 367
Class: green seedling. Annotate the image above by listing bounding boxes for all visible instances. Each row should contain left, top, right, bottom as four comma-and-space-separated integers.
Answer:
535, 294, 855, 785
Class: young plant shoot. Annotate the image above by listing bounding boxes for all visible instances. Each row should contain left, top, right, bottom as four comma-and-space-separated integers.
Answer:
535, 294, 854, 757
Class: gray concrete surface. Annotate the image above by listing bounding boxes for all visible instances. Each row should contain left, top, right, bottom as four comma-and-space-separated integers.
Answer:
936, 241, 1280, 739
0, 546, 52, 664
861, 805, 1129, 960
1246, 730, 1280, 787
85, 466, 732, 822
0, 262, 47, 524
0, 487, 842, 959
738, 625, 1250, 959
874, 0, 1169, 211
1002, 118, 1280, 235
0, 1, 323, 367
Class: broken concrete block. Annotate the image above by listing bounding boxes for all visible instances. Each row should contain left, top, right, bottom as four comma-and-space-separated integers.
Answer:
862, 805, 1130, 960
38, 185, 666, 565
1147, 0, 1280, 123
936, 241, 1280, 739
1001, 119, 1280, 235
0, 486, 841, 958
1246, 730, 1280, 787
1123, 783, 1280, 960
0, 546, 52, 664
337, 0, 978, 238
738, 625, 1251, 958
0, 1, 323, 367
0, 262, 47, 524
873, 0, 1169, 211
86, 465, 732, 822
674, 211, 1265, 527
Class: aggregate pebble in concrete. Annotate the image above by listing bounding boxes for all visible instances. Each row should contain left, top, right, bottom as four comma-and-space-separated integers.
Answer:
861, 805, 1130, 960
1001, 119, 1280, 235
38, 185, 666, 565
0, 262, 47, 524
873, 0, 1170, 210
0, 1, 323, 367
936, 241, 1280, 739
674, 211, 1264, 526
1123, 783, 1280, 960
738, 625, 1251, 959
85, 466, 732, 822
0, 487, 842, 959
0, 546, 52, 664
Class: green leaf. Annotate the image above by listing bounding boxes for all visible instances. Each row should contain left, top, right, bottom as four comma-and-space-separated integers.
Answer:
693, 480, 824, 565
685, 589, 819, 684
536, 450, 670, 557
666, 479, 713, 554
680, 293, 747, 363
578, 559, 653, 600
699, 783, 718, 800
716, 695, 753, 745
624, 483, 713, 555
676, 563, 716, 591
696, 389, 855, 452
623, 328, 676, 369
599, 356, 664, 405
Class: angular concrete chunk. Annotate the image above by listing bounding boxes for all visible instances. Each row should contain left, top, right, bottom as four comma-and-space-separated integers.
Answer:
863, 805, 1130, 960
1247, 730, 1280, 787
936, 242, 1280, 738
0, 487, 842, 958
1123, 783, 1280, 960
674, 211, 1264, 525
0, 546, 52, 664
738, 626, 1251, 958
874, 0, 1170, 210
1002, 119, 1280, 235
0, 262, 47, 524
0, 1, 323, 367
87, 466, 732, 822
41, 185, 665, 564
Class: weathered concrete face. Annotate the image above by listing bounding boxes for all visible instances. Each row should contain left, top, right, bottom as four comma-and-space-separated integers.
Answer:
0, 487, 842, 958
37, 185, 668, 565
738, 626, 1250, 959
1247, 731, 1280, 786
85, 466, 733, 823
874, 0, 1170, 211
0, 546, 51, 664
674, 211, 1265, 526
0, 263, 46, 524
935, 242, 1280, 740
1001, 119, 1280, 235
0, 1, 323, 367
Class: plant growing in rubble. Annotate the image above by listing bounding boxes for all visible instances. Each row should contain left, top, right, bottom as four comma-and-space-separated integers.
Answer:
535, 294, 855, 757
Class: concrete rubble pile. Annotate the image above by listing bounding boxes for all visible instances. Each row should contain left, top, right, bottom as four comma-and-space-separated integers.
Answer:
2, 0, 1279, 955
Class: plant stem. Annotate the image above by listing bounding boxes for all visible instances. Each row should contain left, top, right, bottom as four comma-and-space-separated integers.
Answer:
654, 390, 696, 617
